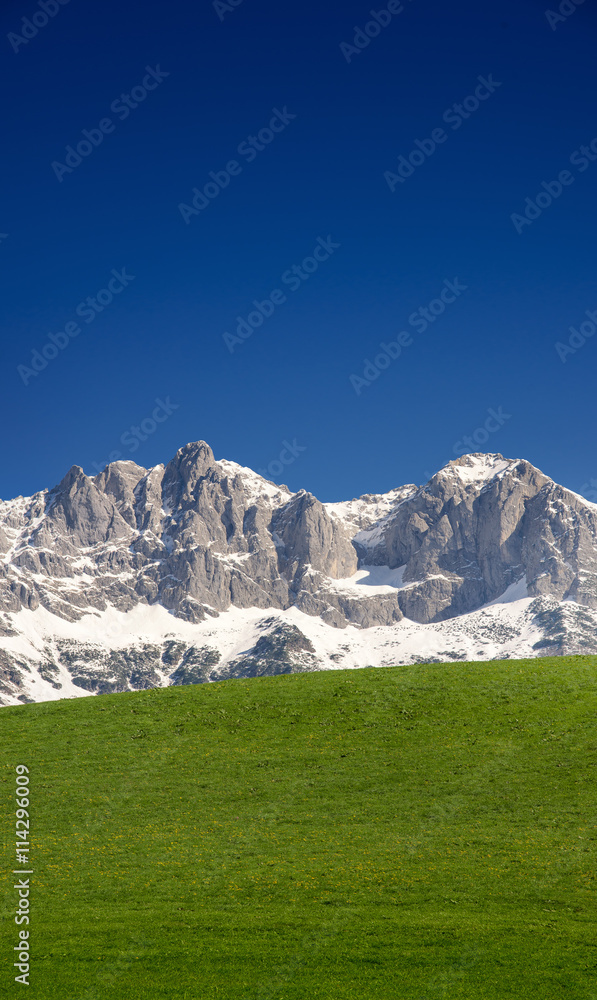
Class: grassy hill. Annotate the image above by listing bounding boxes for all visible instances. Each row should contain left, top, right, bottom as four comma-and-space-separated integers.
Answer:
1, 656, 597, 998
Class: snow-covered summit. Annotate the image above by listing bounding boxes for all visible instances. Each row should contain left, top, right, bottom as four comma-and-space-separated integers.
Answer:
439, 453, 516, 485
1, 442, 597, 706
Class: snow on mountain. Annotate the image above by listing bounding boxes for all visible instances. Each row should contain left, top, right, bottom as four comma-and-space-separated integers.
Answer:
437, 453, 514, 485
0, 444, 596, 706
324, 485, 417, 534
216, 459, 293, 508
2, 590, 596, 708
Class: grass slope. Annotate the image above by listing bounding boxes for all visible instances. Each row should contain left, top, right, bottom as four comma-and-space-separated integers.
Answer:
1, 657, 597, 999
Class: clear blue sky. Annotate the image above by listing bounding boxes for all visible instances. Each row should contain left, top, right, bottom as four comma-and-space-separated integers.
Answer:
2, 0, 596, 503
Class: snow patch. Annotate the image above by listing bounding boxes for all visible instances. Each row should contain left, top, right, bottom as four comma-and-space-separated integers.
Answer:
217, 459, 293, 507
326, 565, 407, 594
484, 576, 529, 606
0, 591, 567, 707
444, 455, 512, 485
325, 486, 416, 535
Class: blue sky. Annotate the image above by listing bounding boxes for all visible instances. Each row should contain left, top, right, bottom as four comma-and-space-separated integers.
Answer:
1, 0, 596, 503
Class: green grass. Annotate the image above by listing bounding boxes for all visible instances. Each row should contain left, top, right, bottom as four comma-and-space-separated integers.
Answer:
1, 656, 597, 998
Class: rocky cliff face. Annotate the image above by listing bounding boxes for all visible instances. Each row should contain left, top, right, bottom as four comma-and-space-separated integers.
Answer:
349, 455, 597, 622
0, 445, 596, 706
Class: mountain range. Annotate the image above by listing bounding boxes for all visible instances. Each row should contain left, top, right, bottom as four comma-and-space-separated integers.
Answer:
1, 442, 596, 706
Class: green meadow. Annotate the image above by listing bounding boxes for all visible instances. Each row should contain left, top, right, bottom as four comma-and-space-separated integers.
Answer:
1, 656, 597, 998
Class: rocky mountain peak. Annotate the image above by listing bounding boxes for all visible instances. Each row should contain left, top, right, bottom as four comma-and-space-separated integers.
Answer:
52, 464, 88, 496
0, 442, 596, 706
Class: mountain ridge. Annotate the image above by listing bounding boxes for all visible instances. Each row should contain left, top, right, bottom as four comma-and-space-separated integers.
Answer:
1, 443, 596, 705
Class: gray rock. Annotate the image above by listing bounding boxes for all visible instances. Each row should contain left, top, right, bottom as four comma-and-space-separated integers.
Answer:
1, 444, 597, 703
